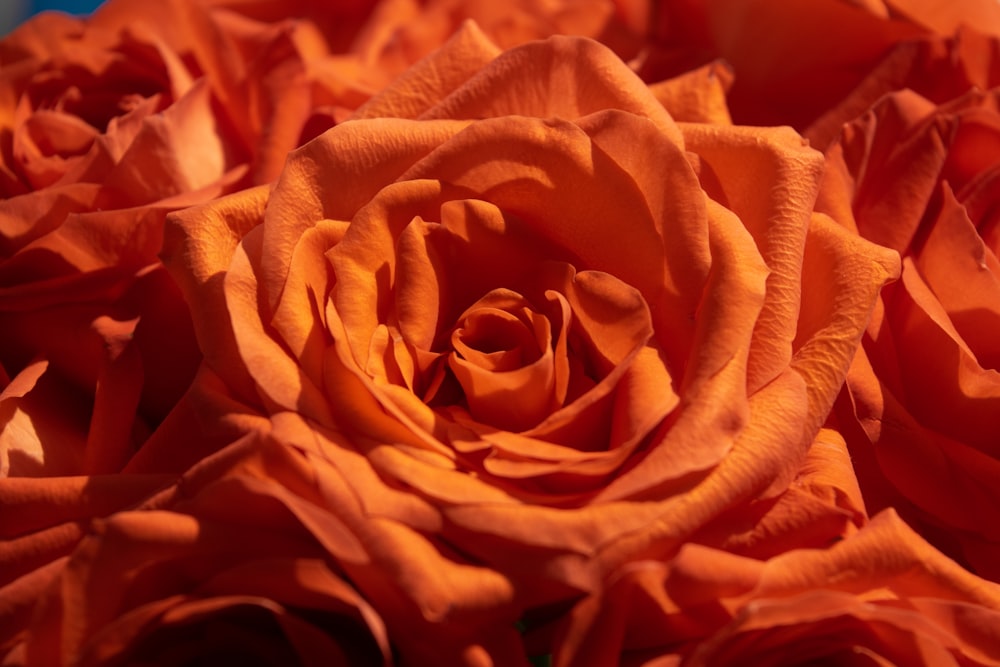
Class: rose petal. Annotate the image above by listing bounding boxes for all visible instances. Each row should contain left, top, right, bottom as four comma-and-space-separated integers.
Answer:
647, 60, 734, 126
12, 110, 98, 190
691, 428, 868, 559
0, 182, 100, 257
162, 183, 270, 405
352, 20, 502, 121
269, 219, 347, 388
101, 81, 241, 207
881, 0, 1000, 36
258, 117, 468, 312
792, 212, 899, 441
419, 34, 681, 144
554, 510, 1000, 667
888, 257, 1000, 450
915, 182, 1000, 371
681, 124, 824, 395
226, 225, 333, 424
697, 0, 924, 128
0, 360, 89, 477
807, 29, 1000, 150
596, 196, 768, 501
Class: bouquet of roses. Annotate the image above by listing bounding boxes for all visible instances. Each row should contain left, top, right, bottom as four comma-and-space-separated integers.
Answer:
2, 0, 1000, 664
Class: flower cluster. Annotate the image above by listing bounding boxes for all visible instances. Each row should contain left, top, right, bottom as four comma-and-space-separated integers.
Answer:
2, 0, 1000, 665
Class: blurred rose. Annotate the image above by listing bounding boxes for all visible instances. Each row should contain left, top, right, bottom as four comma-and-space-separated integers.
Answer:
822, 86, 1000, 582
159, 25, 897, 659
1, 432, 400, 667
180, 0, 650, 141
204, 0, 646, 68
553, 509, 1000, 666
806, 23, 1000, 149
0, 4, 355, 645
0, 0, 356, 481
637, 0, 999, 132
0, 470, 176, 662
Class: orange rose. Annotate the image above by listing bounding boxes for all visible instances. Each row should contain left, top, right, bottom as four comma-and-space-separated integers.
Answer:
0, 5, 346, 647
553, 509, 1000, 666
204, 0, 646, 68
348, 0, 646, 72
157, 25, 897, 659
0, 470, 176, 661
0, 0, 709, 484
637, 0, 999, 132
0, 0, 344, 480
2, 432, 398, 667
0, 8, 661, 641
822, 86, 1000, 582
178, 0, 650, 138
806, 23, 1000, 149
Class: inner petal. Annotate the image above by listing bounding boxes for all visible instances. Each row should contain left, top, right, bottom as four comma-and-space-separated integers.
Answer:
452, 308, 541, 372
447, 290, 556, 432
21, 110, 98, 158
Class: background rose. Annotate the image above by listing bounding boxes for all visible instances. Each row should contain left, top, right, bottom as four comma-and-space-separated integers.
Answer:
0, 470, 176, 662
553, 509, 1000, 666
0, 0, 356, 482
2, 432, 403, 667
805, 22, 1000, 149
0, 3, 347, 648
125, 0, 652, 146
160, 26, 897, 659
202, 0, 646, 74
636, 0, 998, 133
822, 86, 1000, 582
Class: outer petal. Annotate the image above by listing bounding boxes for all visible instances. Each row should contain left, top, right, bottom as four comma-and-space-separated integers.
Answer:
792, 212, 899, 442
22, 491, 393, 666
418, 34, 681, 145
554, 510, 1000, 667
681, 124, 823, 395
647, 61, 733, 126
162, 184, 270, 406
352, 21, 502, 121
691, 428, 868, 560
